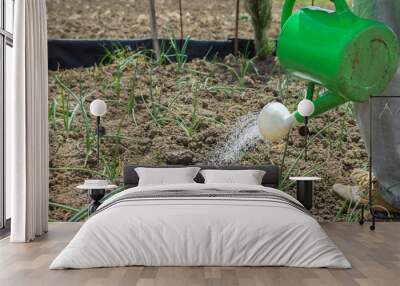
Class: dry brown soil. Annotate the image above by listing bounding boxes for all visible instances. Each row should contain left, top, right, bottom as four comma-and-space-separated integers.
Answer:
47, 0, 334, 40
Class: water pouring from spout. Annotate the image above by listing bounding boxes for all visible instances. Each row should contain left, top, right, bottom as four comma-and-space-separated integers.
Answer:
209, 113, 263, 165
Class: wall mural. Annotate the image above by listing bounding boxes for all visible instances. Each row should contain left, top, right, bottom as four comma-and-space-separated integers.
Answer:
46, 0, 399, 223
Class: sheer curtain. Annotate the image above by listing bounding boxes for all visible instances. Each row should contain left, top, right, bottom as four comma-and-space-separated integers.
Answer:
8, 0, 49, 242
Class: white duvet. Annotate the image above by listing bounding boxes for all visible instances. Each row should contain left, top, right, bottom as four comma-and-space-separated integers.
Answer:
50, 183, 351, 269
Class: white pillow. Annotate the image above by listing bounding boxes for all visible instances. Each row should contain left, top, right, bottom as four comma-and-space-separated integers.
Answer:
200, 169, 266, 185
135, 167, 201, 186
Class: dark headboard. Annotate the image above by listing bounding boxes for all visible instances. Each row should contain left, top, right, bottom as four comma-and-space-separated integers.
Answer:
123, 165, 280, 189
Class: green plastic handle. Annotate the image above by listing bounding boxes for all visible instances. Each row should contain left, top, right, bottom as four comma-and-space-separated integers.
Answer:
281, 0, 351, 28
294, 90, 348, 123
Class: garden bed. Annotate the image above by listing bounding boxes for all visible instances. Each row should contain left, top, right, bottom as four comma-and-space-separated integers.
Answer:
47, 0, 363, 222
48, 49, 367, 221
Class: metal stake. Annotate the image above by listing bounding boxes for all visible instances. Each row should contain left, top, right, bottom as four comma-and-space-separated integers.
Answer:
304, 116, 308, 161
96, 116, 100, 166
234, 0, 240, 56
369, 98, 375, 230
178, 0, 184, 39
149, 0, 160, 59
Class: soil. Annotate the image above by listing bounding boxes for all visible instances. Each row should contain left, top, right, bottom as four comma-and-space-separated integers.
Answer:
46, 0, 334, 40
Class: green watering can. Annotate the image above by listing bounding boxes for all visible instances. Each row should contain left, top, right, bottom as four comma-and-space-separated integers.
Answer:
258, 0, 399, 141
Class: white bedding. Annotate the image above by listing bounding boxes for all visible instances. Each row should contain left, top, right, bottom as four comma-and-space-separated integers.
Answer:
50, 183, 351, 269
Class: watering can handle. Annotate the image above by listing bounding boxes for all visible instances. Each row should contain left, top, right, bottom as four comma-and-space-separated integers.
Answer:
281, 0, 351, 28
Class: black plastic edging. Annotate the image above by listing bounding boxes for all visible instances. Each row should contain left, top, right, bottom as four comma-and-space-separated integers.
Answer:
48, 38, 256, 70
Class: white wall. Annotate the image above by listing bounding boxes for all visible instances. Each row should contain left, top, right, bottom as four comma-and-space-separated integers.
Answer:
5, 0, 14, 33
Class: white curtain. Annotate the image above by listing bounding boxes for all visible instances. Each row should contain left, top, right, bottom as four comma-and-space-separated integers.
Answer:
8, 0, 49, 242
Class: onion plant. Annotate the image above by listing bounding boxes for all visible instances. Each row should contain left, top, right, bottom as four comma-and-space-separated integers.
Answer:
335, 200, 362, 223
168, 36, 190, 73
154, 40, 172, 66
67, 186, 125, 222
100, 45, 130, 66
101, 47, 144, 102
141, 67, 170, 127
100, 154, 122, 183
141, 89, 164, 127
279, 115, 345, 191
49, 202, 79, 213
54, 75, 95, 163
54, 73, 83, 132
49, 172, 125, 221
49, 98, 58, 129
219, 56, 258, 87
113, 69, 122, 100
128, 77, 138, 127
175, 94, 201, 138
316, 103, 353, 153
101, 97, 133, 182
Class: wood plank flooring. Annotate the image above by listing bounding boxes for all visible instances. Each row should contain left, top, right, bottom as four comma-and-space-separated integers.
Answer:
0, 222, 399, 286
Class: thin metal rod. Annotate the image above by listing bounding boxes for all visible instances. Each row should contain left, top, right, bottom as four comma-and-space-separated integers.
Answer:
304, 116, 308, 161
96, 116, 100, 167
369, 97, 375, 229
148, 0, 160, 59
178, 0, 184, 39
234, 0, 240, 56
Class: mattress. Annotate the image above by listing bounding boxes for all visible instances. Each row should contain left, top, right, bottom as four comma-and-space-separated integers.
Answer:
50, 183, 351, 269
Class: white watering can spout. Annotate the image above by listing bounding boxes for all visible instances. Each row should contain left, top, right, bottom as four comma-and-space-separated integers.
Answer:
257, 102, 297, 142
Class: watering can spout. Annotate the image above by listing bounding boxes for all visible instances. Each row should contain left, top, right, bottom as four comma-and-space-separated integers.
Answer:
257, 102, 297, 142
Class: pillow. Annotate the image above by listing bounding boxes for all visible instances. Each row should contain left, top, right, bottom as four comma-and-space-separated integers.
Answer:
200, 169, 266, 185
135, 167, 201, 186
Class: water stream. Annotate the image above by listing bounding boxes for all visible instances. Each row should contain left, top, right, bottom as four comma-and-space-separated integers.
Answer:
209, 112, 263, 165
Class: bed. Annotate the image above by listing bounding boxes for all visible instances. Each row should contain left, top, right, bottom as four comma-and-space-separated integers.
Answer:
50, 165, 351, 269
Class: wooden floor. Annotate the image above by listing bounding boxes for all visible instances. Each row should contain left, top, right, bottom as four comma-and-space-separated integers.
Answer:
0, 223, 399, 286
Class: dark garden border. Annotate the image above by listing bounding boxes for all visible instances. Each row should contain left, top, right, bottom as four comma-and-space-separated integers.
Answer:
48, 38, 258, 70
